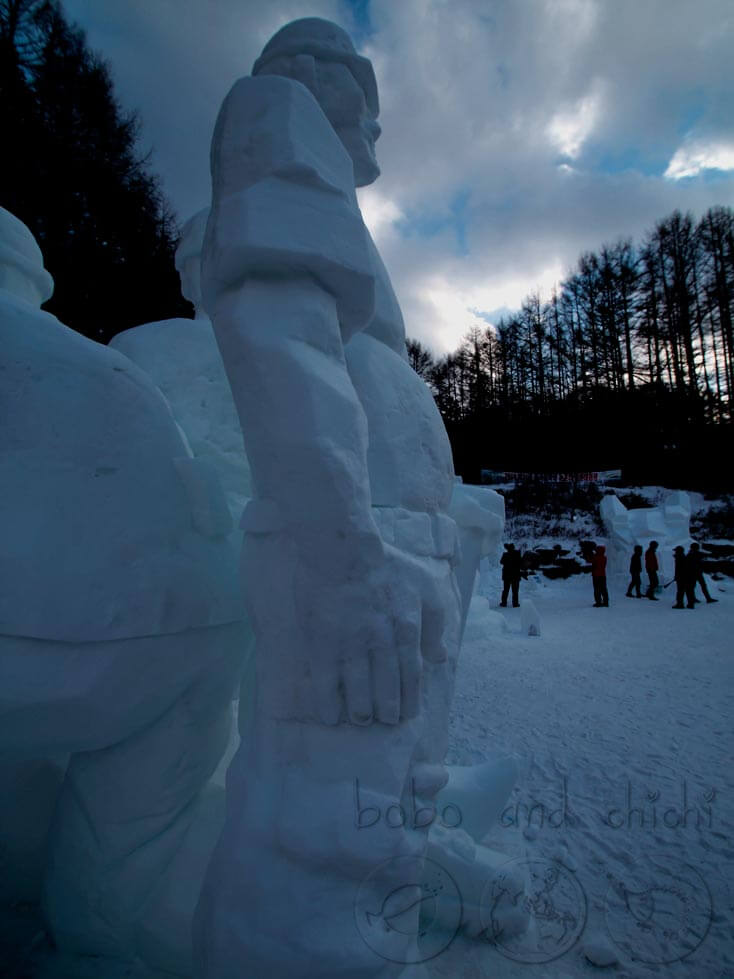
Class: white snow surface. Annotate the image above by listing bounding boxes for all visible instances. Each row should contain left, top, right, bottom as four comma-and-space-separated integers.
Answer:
432, 570, 733, 978
5, 566, 732, 978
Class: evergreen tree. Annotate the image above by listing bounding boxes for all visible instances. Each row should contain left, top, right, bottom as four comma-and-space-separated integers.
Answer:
0, 0, 190, 341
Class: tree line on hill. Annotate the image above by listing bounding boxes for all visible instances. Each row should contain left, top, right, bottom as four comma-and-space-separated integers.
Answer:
1, 0, 189, 341
408, 206, 734, 489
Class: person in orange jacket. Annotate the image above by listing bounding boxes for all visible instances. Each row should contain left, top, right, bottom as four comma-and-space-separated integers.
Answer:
591, 543, 609, 607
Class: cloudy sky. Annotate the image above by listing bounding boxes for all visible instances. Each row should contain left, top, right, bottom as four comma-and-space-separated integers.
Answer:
63, 0, 734, 353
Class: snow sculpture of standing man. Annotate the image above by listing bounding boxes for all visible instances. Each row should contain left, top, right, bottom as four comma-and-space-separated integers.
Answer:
194, 18, 464, 977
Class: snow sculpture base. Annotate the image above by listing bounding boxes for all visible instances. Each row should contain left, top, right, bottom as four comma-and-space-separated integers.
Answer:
520, 599, 541, 636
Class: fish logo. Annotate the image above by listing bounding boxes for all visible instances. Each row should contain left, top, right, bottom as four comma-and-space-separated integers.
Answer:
365, 882, 440, 937
354, 856, 461, 963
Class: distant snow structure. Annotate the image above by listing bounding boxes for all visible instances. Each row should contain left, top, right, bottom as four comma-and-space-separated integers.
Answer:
450, 480, 505, 640
520, 598, 541, 636
110, 208, 252, 524
600, 490, 691, 580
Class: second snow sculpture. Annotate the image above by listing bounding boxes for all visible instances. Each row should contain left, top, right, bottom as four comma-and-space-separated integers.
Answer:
0, 206, 247, 971
195, 18, 524, 976
110, 209, 253, 522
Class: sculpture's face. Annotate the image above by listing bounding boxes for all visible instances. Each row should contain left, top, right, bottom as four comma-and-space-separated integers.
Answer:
315, 60, 381, 187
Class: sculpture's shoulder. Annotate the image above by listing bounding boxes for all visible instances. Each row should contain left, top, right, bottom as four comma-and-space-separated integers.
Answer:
212, 74, 354, 198
205, 75, 375, 336
1, 292, 178, 449
0, 295, 243, 642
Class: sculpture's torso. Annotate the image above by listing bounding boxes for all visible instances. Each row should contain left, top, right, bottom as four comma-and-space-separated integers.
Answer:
0, 292, 242, 641
346, 234, 454, 516
201, 73, 455, 532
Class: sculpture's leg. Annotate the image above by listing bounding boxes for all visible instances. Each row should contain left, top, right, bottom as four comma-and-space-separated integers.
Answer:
403, 556, 528, 946
41, 621, 245, 961
194, 531, 429, 978
405, 556, 461, 798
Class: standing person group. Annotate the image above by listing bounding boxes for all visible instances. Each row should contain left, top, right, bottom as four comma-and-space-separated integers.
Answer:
625, 539, 717, 609
671, 542, 718, 609
591, 538, 717, 609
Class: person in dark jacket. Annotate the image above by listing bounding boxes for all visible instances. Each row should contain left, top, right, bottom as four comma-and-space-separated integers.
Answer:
645, 540, 659, 600
626, 544, 643, 598
687, 542, 718, 604
591, 543, 609, 607
500, 542, 522, 607
672, 545, 696, 609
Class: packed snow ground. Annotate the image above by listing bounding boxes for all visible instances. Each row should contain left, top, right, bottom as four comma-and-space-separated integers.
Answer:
3, 567, 732, 978
432, 569, 734, 978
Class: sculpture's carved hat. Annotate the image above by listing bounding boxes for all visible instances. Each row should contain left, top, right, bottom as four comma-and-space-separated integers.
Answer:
252, 17, 379, 117
0, 206, 54, 303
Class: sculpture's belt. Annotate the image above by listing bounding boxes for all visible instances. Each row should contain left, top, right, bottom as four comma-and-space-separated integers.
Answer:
240, 500, 459, 566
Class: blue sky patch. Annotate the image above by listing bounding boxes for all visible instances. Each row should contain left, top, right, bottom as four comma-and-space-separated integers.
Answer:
397, 188, 472, 255
343, 0, 373, 43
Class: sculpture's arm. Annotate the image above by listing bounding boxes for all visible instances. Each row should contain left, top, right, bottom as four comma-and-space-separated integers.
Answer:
211, 277, 448, 726
211, 276, 380, 572
204, 75, 448, 725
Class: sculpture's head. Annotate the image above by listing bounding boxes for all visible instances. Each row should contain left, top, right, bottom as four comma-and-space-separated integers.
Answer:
174, 207, 209, 315
253, 18, 381, 187
0, 207, 54, 308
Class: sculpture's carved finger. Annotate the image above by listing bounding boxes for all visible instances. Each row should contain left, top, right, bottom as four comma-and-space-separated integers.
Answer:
371, 619, 401, 725
396, 616, 421, 720
420, 578, 447, 664
310, 665, 342, 726
343, 644, 373, 725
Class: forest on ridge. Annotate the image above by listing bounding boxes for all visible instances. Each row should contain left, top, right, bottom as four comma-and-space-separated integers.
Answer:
409, 207, 734, 488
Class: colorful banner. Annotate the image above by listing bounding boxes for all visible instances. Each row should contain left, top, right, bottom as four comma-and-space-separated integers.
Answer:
483, 470, 622, 484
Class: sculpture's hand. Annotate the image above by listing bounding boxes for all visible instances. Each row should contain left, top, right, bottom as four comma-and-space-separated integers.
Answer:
294, 543, 448, 726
